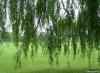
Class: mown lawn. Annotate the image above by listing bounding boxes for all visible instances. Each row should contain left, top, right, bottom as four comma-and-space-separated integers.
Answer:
0, 43, 100, 73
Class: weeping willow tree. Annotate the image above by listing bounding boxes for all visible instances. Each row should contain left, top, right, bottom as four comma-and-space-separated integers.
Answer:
0, 0, 100, 68
0, 0, 7, 41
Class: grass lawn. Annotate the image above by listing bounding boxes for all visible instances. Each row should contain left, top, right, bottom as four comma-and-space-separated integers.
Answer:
0, 43, 100, 73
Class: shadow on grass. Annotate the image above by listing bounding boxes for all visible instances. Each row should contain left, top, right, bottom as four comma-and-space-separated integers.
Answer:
30, 68, 100, 73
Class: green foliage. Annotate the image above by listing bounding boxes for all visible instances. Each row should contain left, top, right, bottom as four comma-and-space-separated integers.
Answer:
9, 0, 19, 47
0, 0, 6, 41
0, 0, 100, 68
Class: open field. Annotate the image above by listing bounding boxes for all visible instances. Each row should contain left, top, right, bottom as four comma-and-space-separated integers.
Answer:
0, 43, 100, 73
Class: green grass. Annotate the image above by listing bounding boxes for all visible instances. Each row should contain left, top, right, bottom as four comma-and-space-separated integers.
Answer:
0, 43, 100, 73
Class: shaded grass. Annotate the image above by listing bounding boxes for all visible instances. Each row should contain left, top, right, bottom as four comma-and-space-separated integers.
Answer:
0, 43, 100, 73
31, 68, 100, 73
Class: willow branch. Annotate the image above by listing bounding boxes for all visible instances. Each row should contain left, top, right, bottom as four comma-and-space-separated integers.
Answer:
61, 0, 68, 13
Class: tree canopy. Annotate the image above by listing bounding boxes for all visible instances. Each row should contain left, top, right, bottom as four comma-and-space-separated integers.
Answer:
0, 0, 100, 67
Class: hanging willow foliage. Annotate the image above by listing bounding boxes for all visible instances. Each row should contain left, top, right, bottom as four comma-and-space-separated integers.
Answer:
0, 0, 7, 41
0, 0, 100, 68
9, 0, 19, 47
